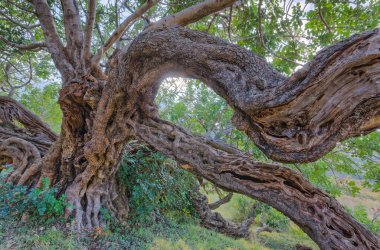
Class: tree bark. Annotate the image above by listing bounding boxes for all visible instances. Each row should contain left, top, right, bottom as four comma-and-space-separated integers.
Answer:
101, 26, 378, 249
1, 24, 380, 250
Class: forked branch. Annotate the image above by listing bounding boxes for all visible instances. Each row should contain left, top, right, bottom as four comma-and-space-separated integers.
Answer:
92, 0, 160, 65
30, 0, 74, 82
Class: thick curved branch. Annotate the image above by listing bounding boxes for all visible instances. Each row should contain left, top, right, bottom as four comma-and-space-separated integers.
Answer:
0, 137, 41, 185
0, 96, 58, 186
119, 26, 380, 163
91, 26, 380, 248
132, 116, 379, 249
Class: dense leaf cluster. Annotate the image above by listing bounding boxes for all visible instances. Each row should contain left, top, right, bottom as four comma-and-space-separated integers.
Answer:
0, 171, 67, 222
117, 144, 197, 225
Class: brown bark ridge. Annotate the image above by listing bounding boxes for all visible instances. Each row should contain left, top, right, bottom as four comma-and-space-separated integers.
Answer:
98, 26, 379, 249
121, 26, 380, 163
0, 96, 56, 152
0, 96, 57, 185
2, 1, 380, 248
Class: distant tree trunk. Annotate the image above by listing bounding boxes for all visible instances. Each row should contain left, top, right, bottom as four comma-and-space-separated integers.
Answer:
1, 25, 379, 250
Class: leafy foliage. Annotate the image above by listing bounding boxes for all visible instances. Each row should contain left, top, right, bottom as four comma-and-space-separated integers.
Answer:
117, 143, 197, 224
19, 83, 62, 133
348, 205, 380, 234
230, 194, 289, 231
0, 171, 67, 222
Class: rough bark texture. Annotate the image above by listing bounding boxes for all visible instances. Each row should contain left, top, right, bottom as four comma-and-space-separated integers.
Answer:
122, 27, 380, 163
2, 3, 380, 248
97, 26, 378, 249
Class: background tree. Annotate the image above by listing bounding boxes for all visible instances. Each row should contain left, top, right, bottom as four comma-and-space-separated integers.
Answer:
0, 0, 379, 249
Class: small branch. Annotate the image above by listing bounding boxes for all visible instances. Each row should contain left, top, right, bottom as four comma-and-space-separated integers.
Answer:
95, 23, 105, 44
146, 0, 236, 31
92, 0, 159, 65
0, 35, 46, 51
257, 0, 303, 66
0, 10, 40, 29
227, 6, 232, 40
318, 7, 332, 33
5, 0, 36, 14
256, 225, 273, 235
209, 193, 233, 210
206, 14, 217, 32
1, 57, 33, 97
293, 163, 304, 174
371, 209, 380, 224
84, 0, 97, 62
193, 186, 253, 239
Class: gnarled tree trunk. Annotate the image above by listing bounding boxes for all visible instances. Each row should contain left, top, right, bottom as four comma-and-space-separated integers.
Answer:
1, 2, 380, 248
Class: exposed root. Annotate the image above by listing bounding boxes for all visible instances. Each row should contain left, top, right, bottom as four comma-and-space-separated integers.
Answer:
65, 172, 129, 230
0, 137, 41, 185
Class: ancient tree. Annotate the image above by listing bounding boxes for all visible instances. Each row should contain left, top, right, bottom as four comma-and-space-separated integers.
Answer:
0, 0, 379, 249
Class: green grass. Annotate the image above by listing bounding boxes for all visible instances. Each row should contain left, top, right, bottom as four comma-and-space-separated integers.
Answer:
1, 186, 378, 249
148, 223, 268, 250
0, 219, 83, 250
257, 223, 318, 250
0, 215, 267, 250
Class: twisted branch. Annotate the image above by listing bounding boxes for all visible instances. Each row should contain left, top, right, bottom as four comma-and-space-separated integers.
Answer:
92, 26, 380, 248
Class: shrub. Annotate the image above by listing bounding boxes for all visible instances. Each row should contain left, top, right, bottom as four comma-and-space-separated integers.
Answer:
231, 194, 289, 231
231, 194, 257, 222
117, 144, 197, 225
0, 172, 67, 222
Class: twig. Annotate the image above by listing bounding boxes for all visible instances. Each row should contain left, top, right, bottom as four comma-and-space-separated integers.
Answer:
318, 6, 332, 33
0, 35, 46, 51
0, 10, 40, 29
